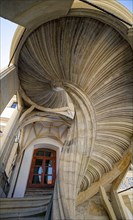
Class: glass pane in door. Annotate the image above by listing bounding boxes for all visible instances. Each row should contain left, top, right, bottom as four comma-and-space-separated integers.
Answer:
45, 150, 53, 157
32, 175, 42, 184
44, 176, 52, 184
35, 159, 43, 166
36, 150, 44, 156
34, 167, 40, 174
45, 160, 52, 166
45, 167, 52, 175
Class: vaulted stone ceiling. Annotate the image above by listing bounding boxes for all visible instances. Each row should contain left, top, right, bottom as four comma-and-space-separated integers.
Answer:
18, 16, 133, 219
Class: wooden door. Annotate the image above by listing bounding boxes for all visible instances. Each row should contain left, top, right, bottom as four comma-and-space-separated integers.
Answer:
28, 148, 56, 188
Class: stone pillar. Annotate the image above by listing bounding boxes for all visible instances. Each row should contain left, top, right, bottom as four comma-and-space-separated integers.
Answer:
52, 84, 95, 220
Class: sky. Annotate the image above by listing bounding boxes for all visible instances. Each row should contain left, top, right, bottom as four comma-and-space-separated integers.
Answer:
0, 0, 133, 71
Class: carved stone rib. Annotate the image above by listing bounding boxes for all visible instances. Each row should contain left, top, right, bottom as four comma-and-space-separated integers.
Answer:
18, 17, 133, 219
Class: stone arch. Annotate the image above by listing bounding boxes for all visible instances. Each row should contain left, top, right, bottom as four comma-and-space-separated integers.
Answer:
13, 137, 62, 197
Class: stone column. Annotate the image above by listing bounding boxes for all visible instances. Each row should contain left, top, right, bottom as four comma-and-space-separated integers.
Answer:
52, 84, 95, 220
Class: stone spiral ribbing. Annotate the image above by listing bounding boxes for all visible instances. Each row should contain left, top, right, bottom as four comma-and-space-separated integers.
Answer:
18, 17, 133, 219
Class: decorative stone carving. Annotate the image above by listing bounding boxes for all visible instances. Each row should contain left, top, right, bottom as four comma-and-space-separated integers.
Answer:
17, 16, 133, 219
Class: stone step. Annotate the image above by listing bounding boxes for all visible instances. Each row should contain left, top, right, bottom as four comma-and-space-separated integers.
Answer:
0, 196, 50, 219
25, 188, 54, 192
0, 188, 54, 218
25, 188, 53, 197
0, 197, 51, 208
6, 217, 45, 220
10, 217, 45, 220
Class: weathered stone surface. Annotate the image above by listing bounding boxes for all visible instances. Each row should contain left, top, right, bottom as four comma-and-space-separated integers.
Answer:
0, 0, 74, 28
76, 194, 109, 220
16, 16, 133, 219
0, 66, 19, 114
1, 1, 133, 219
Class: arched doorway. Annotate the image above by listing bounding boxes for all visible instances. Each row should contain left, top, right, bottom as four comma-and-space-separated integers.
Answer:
27, 148, 56, 188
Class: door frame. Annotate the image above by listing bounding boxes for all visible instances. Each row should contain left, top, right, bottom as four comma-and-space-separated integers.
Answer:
13, 138, 62, 198
27, 148, 56, 188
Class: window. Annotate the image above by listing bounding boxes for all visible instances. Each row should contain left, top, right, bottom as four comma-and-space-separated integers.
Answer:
28, 148, 56, 188
11, 102, 18, 109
